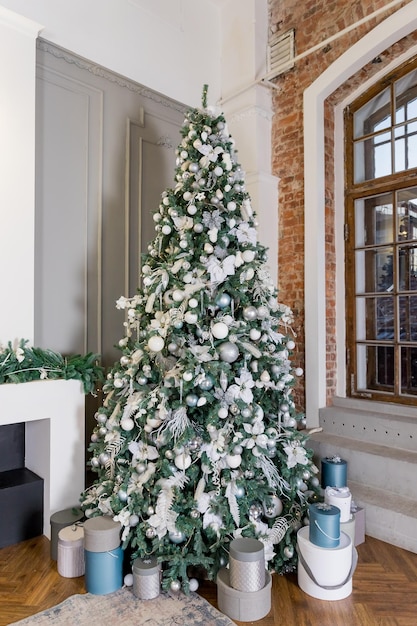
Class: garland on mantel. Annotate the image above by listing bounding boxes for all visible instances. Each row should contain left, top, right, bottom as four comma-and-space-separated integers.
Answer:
0, 339, 104, 395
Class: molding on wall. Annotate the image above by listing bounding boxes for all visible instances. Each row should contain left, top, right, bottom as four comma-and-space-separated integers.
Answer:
37, 39, 187, 114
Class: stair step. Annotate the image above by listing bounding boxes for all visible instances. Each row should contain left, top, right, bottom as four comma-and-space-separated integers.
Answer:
348, 480, 417, 554
309, 431, 417, 500
308, 431, 417, 554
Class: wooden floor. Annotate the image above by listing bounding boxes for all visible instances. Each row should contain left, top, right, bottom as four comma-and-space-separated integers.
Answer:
0, 535, 417, 625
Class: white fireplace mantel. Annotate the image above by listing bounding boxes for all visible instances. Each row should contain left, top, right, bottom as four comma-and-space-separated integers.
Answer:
0, 379, 85, 538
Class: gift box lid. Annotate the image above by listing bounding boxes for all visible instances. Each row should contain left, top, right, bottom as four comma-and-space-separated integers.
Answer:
50, 507, 84, 525
58, 524, 84, 547
325, 486, 351, 499
322, 455, 347, 466
309, 502, 341, 518
133, 556, 160, 576
83, 515, 121, 552
229, 537, 264, 562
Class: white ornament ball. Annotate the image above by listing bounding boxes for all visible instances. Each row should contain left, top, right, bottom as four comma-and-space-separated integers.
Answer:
212, 322, 229, 340
148, 335, 165, 352
121, 417, 135, 431
169, 530, 186, 544
227, 201, 236, 212
263, 495, 283, 518
170, 580, 181, 592
295, 367, 304, 376
172, 289, 184, 302
129, 514, 139, 527
184, 311, 198, 324
218, 407, 228, 419
243, 306, 257, 321
287, 340, 296, 350
219, 341, 239, 363
204, 243, 214, 254
174, 453, 192, 470
189, 578, 199, 592
124, 573, 133, 587
226, 454, 242, 468
249, 328, 261, 341
242, 249, 255, 262
187, 204, 197, 215
188, 297, 198, 308
161, 224, 172, 235
183, 371, 193, 382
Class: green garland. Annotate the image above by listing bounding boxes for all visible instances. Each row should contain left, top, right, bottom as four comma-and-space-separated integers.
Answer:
0, 339, 104, 395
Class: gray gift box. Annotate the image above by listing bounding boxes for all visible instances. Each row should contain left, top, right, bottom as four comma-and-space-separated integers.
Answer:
217, 567, 271, 622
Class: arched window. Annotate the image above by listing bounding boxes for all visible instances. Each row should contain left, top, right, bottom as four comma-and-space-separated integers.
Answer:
345, 55, 417, 404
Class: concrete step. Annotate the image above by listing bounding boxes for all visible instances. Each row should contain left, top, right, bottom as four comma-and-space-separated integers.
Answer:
309, 431, 417, 554
309, 431, 417, 500
319, 397, 417, 453
348, 480, 417, 554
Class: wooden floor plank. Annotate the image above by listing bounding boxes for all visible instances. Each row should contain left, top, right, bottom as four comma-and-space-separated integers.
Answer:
0, 535, 417, 625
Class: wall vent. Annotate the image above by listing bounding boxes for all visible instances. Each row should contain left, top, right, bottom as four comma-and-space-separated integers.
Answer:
267, 29, 295, 78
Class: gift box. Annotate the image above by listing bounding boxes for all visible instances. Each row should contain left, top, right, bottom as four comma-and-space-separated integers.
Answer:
321, 455, 347, 488
217, 567, 271, 622
133, 556, 161, 600
309, 502, 340, 548
229, 537, 265, 592
50, 507, 84, 560
57, 524, 85, 578
324, 486, 352, 523
353, 506, 365, 546
84, 516, 123, 595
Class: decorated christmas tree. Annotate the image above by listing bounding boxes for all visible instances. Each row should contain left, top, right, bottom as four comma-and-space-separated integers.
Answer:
80, 85, 320, 593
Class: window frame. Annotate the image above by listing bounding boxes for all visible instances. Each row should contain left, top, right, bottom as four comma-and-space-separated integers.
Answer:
345, 55, 417, 405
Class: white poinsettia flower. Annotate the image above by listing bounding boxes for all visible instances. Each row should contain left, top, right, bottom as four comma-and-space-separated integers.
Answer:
115, 296, 130, 310
201, 439, 224, 463
241, 418, 268, 456
228, 370, 255, 404
202, 510, 223, 533
197, 143, 224, 168
205, 254, 236, 284
97, 497, 114, 516
128, 440, 159, 462
233, 222, 257, 246
283, 442, 309, 468
15, 347, 25, 363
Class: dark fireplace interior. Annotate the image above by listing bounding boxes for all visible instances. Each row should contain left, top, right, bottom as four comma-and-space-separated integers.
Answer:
0, 423, 44, 548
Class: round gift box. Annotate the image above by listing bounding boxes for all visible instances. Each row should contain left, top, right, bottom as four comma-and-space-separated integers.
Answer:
309, 502, 340, 548
229, 537, 265, 592
340, 515, 356, 546
217, 567, 271, 622
57, 525, 85, 578
133, 556, 161, 600
321, 456, 347, 488
297, 526, 353, 595
85, 546, 124, 595
83, 516, 121, 552
50, 507, 84, 560
324, 486, 352, 523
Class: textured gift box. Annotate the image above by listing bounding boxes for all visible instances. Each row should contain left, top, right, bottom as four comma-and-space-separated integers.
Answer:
217, 567, 271, 621
229, 537, 265, 592
309, 502, 341, 549
57, 524, 85, 578
50, 507, 84, 560
321, 456, 348, 488
133, 556, 161, 600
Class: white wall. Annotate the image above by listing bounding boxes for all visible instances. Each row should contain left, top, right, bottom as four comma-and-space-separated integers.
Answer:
0, 0, 223, 106
0, 0, 275, 347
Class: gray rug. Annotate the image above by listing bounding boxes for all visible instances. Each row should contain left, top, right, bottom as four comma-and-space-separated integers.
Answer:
9, 587, 236, 626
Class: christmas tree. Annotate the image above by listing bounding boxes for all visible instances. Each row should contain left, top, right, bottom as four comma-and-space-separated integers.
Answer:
80, 85, 320, 593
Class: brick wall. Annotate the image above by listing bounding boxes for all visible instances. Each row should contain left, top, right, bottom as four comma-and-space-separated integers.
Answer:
269, 0, 416, 409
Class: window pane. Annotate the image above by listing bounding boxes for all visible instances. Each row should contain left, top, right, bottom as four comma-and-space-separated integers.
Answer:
400, 346, 417, 395
354, 136, 392, 182
399, 295, 417, 340
398, 245, 417, 290
356, 247, 393, 293
394, 124, 417, 172
354, 86, 391, 138
397, 188, 417, 241
356, 296, 394, 340
355, 194, 393, 246
358, 344, 395, 390
395, 68, 417, 124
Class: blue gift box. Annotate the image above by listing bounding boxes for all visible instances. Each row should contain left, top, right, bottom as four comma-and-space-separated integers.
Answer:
321, 455, 347, 488
309, 502, 341, 548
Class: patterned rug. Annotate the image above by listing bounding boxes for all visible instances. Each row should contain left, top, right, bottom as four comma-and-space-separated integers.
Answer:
9, 587, 236, 626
